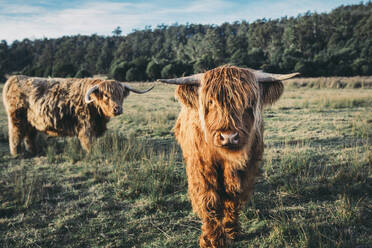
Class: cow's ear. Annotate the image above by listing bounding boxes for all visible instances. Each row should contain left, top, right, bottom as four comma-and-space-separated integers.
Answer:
260, 81, 284, 106
175, 85, 199, 108
92, 88, 101, 96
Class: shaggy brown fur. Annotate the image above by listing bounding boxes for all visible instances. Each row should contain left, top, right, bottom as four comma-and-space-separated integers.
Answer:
173, 66, 284, 247
3, 75, 132, 155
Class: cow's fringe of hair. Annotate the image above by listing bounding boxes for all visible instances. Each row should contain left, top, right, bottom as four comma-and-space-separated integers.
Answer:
199, 65, 264, 141
253, 88, 263, 140
198, 96, 209, 143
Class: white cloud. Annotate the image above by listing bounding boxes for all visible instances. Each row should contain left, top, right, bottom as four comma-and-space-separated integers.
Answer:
0, 4, 44, 14
179, 0, 229, 13
0, 0, 364, 43
0, 0, 232, 42
0, 1, 153, 42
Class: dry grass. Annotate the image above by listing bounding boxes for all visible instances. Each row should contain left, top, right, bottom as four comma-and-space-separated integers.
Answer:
0, 80, 371, 248
286, 76, 372, 89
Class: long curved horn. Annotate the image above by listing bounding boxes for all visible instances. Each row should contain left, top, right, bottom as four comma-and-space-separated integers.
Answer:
85, 84, 99, 103
249, 69, 300, 82
157, 73, 203, 85
121, 83, 154, 94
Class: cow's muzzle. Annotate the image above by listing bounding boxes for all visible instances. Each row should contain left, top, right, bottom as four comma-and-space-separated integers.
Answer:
214, 131, 240, 148
113, 105, 122, 116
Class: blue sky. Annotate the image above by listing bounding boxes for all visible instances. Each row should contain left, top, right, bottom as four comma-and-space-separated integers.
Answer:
0, 0, 364, 43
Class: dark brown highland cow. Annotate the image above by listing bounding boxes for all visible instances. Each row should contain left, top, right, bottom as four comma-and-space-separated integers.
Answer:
158, 66, 298, 248
3, 75, 153, 155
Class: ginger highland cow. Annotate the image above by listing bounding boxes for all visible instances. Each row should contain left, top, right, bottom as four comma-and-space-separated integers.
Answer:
3, 75, 153, 155
158, 66, 298, 248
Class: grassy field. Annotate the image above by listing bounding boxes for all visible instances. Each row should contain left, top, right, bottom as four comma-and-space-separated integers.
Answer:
0, 78, 371, 248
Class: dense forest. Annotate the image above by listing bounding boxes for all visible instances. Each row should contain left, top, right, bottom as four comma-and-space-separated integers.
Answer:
0, 2, 371, 82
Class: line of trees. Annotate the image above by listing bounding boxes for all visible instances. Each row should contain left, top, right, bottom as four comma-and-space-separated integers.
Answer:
0, 2, 371, 82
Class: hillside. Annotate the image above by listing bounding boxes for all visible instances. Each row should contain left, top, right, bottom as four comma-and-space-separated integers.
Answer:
0, 2, 371, 82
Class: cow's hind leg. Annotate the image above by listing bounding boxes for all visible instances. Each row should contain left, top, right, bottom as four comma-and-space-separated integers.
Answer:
24, 126, 37, 155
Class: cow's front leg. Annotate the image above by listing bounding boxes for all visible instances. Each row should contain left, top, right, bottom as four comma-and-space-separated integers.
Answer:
222, 198, 240, 241
7, 112, 26, 156
196, 187, 227, 248
8, 120, 24, 156
222, 169, 243, 240
78, 129, 94, 152
186, 160, 226, 248
200, 213, 228, 248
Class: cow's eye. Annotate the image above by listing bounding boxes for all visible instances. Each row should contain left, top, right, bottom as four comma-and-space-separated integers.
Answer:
245, 107, 254, 117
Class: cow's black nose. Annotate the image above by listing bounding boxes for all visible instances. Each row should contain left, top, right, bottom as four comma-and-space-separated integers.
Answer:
220, 132, 239, 146
114, 106, 122, 115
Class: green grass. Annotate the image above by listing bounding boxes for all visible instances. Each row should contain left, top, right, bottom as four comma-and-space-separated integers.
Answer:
0, 82, 371, 247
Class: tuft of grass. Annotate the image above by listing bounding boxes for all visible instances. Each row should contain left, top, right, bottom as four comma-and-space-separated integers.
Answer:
333, 194, 364, 226
114, 147, 186, 205
264, 148, 326, 196
352, 116, 372, 140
